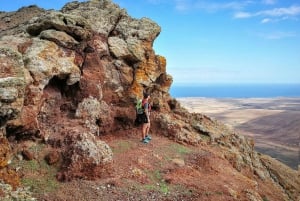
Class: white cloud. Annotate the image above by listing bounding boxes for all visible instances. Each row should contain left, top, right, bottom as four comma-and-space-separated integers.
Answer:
234, 11, 253, 18
261, 18, 271, 23
234, 5, 300, 21
259, 5, 300, 17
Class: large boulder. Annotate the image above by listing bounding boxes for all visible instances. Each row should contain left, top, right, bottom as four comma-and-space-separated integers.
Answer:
115, 16, 161, 41
157, 113, 202, 144
58, 132, 113, 181
39, 29, 80, 49
23, 39, 81, 87
61, 0, 125, 36
26, 11, 92, 41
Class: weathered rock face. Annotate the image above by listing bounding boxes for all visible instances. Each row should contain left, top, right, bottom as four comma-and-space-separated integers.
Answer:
0, 0, 172, 183
0, 0, 298, 200
0, 0, 172, 134
61, 0, 169, 102
0, 48, 26, 127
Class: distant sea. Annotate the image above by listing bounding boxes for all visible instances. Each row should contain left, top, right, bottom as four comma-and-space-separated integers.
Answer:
170, 84, 300, 98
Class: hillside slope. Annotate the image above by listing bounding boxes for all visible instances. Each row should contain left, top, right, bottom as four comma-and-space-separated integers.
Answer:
0, 0, 299, 200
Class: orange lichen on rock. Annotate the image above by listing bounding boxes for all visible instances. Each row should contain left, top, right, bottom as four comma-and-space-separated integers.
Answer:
134, 67, 149, 84
0, 137, 11, 168
0, 168, 21, 190
129, 80, 143, 98
156, 55, 166, 72
0, 137, 20, 190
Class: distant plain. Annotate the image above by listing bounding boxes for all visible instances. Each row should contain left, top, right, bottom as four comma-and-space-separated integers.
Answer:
177, 97, 300, 170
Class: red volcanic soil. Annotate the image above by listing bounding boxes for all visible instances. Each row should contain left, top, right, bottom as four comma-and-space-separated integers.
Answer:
26, 130, 284, 201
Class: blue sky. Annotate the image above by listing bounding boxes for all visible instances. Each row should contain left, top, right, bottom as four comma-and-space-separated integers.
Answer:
1, 0, 300, 85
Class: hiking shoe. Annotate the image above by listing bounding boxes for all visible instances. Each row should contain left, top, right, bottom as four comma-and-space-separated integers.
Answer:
145, 135, 151, 140
142, 138, 149, 144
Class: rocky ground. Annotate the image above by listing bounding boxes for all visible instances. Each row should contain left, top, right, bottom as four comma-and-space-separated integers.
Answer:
0, 1, 299, 200
1, 93, 299, 200
2, 127, 293, 201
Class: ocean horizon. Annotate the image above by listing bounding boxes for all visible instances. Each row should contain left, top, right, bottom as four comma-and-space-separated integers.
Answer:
170, 83, 300, 98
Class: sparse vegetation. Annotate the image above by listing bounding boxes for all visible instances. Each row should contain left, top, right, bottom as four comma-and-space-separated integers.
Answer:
28, 143, 46, 157
170, 143, 191, 156
145, 170, 169, 194
20, 159, 60, 194
262, 196, 269, 201
9, 144, 60, 194
111, 140, 134, 154
155, 142, 192, 160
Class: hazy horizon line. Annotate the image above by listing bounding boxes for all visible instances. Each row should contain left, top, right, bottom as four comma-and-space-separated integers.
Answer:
171, 82, 300, 86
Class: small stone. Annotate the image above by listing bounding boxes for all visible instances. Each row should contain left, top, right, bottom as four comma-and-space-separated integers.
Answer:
45, 151, 60, 165
22, 150, 34, 161
16, 154, 23, 161
171, 158, 185, 167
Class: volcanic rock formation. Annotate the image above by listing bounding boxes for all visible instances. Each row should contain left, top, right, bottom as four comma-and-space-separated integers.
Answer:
0, 0, 299, 200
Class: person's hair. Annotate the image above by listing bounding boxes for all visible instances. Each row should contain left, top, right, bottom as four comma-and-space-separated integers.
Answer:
143, 93, 149, 99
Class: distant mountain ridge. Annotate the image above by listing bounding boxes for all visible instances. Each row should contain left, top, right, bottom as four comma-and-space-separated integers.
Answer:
0, 0, 299, 200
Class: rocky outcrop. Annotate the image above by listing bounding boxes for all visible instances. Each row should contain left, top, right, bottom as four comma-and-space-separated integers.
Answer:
1, 0, 171, 184
260, 154, 300, 201
0, 0, 298, 200
57, 132, 113, 181
0, 48, 26, 127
